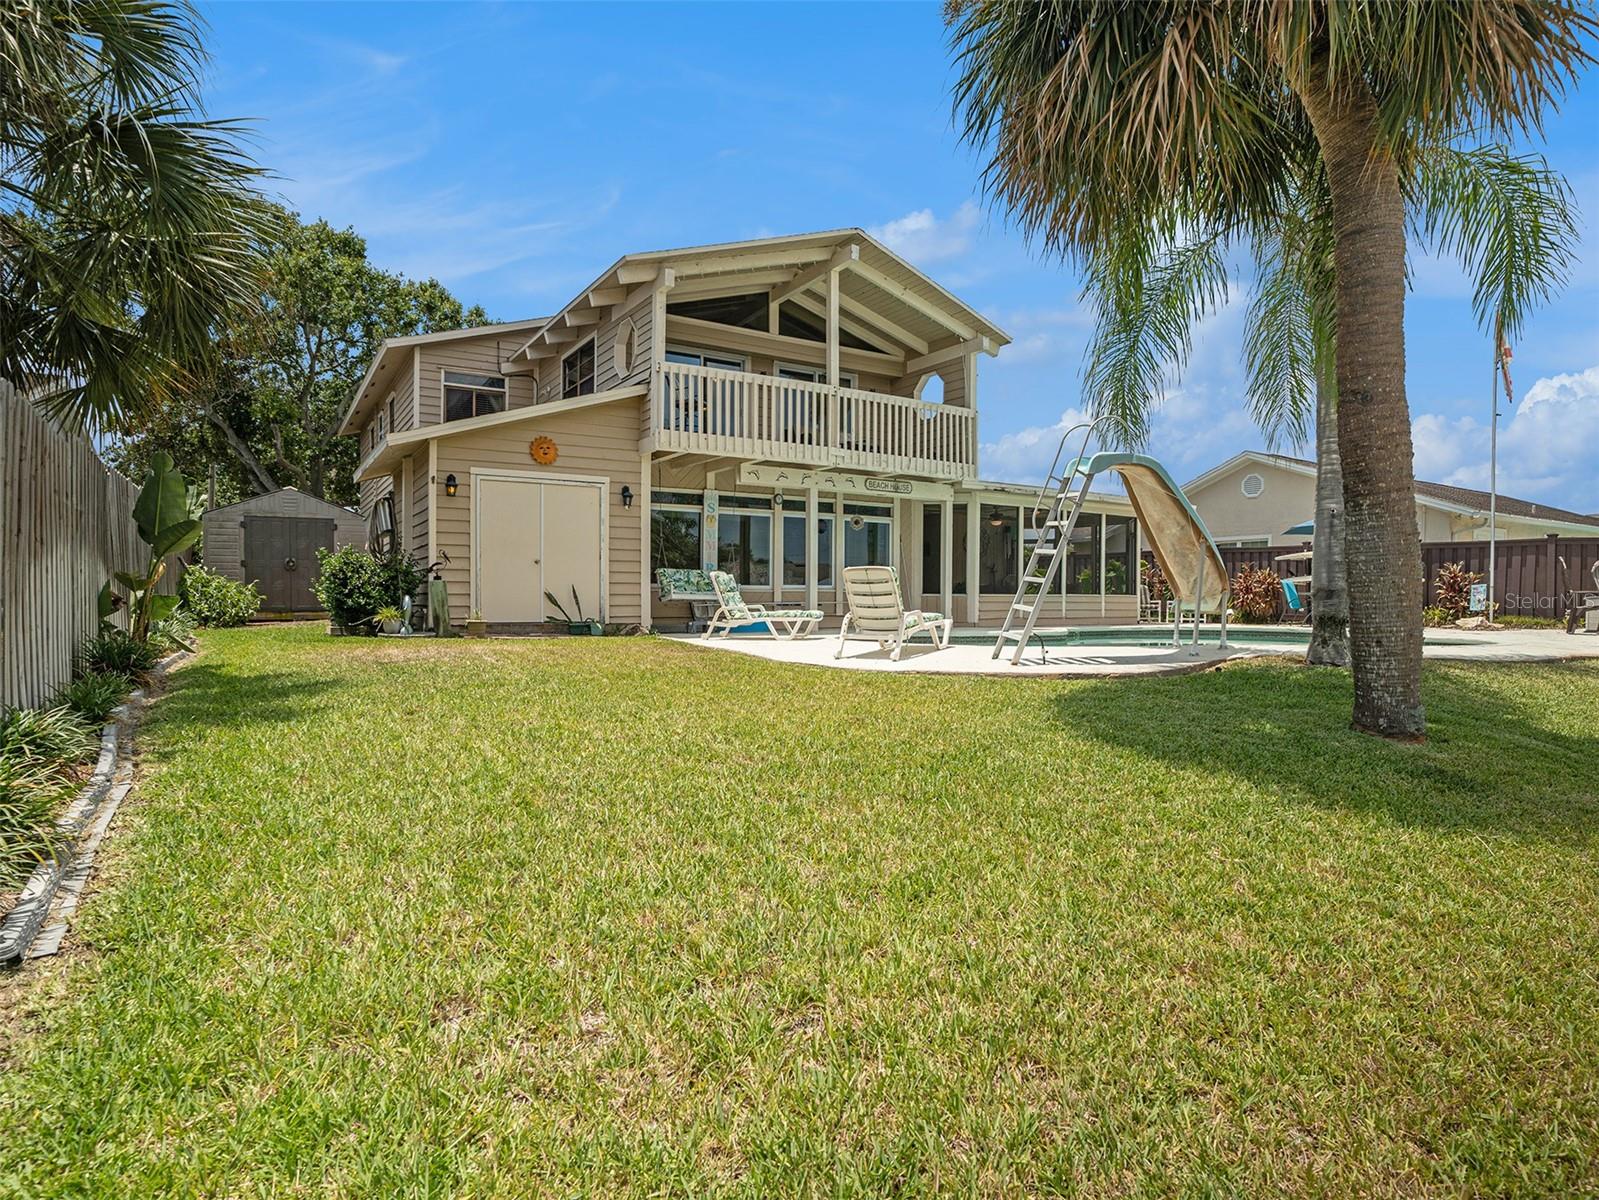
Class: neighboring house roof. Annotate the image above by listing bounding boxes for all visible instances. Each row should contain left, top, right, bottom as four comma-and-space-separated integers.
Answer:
504, 227, 1011, 367
338, 317, 551, 437
1185, 451, 1599, 535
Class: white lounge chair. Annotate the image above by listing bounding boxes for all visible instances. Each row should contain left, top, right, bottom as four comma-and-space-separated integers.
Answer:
703, 571, 823, 641
835, 565, 952, 661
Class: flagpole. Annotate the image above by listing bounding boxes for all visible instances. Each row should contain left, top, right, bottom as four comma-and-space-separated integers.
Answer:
1488, 335, 1499, 622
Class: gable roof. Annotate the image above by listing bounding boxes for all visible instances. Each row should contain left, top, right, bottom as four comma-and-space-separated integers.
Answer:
505, 228, 1010, 367
337, 317, 550, 437
1185, 451, 1599, 533
203, 486, 357, 518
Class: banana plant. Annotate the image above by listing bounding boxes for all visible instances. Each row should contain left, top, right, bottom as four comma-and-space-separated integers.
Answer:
106, 453, 202, 642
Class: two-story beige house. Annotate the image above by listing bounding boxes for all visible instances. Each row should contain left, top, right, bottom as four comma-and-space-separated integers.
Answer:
340, 229, 1144, 631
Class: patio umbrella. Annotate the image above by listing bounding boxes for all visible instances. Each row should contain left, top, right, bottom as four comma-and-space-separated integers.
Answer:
1282, 520, 1314, 536
1274, 549, 1314, 564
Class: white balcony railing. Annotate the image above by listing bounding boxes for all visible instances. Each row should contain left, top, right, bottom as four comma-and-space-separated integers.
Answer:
654, 362, 976, 478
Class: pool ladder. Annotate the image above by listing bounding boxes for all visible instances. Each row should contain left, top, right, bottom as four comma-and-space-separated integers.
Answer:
991, 420, 1103, 666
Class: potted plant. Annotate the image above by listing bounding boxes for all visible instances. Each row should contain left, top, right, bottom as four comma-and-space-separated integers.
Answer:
465, 609, 488, 638
374, 605, 404, 635
544, 587, 601, 636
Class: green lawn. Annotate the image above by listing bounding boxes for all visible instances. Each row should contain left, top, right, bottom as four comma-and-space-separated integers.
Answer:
3, 626, 1597, 1197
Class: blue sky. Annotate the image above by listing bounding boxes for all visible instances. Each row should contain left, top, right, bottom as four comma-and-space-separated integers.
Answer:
201, 2, 1599, 511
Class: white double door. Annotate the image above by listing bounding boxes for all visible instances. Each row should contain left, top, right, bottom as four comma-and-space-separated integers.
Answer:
475, 475, 603, 623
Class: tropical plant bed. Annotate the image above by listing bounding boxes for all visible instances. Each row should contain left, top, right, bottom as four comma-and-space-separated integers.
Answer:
2, 626, 1596, 1196
0, 649, 189, 963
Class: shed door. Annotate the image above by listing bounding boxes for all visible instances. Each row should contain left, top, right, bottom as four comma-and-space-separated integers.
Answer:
476, 478, 603, 624
243, 516, 336, 612
477, 478, 543, 622
540, 483, 603, 623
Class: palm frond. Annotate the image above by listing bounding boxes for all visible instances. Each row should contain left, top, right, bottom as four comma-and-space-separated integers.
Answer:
1407, 143, 1579, 341
1081, 226, 1229, 449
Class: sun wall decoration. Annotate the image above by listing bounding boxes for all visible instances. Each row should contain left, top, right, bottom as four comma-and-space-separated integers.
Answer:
529, 436, 558, 465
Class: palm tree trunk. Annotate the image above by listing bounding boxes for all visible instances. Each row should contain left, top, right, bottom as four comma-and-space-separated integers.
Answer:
1307, 368, 1349, 666
1298, 63, 1425, 737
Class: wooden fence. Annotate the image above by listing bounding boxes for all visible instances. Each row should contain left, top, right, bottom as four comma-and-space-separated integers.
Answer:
0, 382, 174, 709
1210, 537, 1599, 620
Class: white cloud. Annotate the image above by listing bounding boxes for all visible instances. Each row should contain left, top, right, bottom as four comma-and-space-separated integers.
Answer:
976, 286, 1263, 485
868, 201, 982, 265
979, 406, 1094, 482
1410, 364, 1599, 512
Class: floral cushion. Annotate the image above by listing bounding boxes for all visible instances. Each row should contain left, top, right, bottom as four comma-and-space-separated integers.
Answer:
656, 568, 716, 601
912, 611, 945, 624
709, 571, 753, 621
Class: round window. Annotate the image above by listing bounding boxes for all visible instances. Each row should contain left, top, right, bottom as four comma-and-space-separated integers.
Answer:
612, 319, 635, 377
1240, 472, 1265, 498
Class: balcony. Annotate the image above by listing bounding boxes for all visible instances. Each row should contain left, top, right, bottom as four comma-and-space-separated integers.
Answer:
653, 361, 976, 479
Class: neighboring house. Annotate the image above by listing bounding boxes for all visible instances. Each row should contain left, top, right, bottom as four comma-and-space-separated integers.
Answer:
1185, 451, 1599, 548
339, 229, 1144, 630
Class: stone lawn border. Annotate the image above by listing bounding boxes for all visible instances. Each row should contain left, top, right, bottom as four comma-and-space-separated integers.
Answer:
0, 649, 191, 966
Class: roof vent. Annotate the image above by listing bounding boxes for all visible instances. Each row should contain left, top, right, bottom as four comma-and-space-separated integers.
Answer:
1240, 472, 1265, 499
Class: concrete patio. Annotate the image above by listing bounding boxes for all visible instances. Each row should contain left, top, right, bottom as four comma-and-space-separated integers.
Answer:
671, 625, 1599, 678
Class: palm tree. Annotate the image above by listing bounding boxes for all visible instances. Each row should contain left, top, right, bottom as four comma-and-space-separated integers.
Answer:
949, 0, 1594, 738
1081, 147, 1577, 669
1, 0, 269, 433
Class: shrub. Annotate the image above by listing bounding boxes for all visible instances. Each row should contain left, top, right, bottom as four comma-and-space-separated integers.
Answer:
313, 547, 423, 630
0, 752, 68, 889
181, 565, 260, 627
1434, 562, 1482, 620
375, 550, 425, 615
1231, 564, 1282, 624
56, 671, 134, 724
0, 706, 96, 768
150, 607, 198, 653
1140, 558, 1170, 602
1422, 605, 1453, 628
79, 630, 161, 679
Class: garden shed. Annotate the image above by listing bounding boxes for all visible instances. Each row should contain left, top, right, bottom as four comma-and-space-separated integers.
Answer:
202, 488, 365, 614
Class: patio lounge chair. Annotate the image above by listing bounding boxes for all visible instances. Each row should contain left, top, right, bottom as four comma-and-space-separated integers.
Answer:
835, 565, 952, 661
703, 571, 823, 641
1281, 577, 1311, 624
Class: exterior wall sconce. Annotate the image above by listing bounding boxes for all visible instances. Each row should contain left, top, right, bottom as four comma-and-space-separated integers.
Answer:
444, 474, 458, 497
620, 485, 634, 509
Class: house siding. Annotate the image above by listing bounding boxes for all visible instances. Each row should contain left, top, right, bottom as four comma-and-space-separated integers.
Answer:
430, 397, 647, 625
409, 452, 429, 561
417, 334, 537, 426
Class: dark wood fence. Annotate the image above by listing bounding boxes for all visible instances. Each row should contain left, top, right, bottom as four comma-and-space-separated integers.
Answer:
1207, 537, 1599, 619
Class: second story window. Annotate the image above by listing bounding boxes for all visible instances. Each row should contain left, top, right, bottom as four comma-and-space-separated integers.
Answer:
562, 339, 596, 398
444, 371, 506, 422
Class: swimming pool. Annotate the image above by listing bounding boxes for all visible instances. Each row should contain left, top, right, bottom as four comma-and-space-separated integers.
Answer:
951, 626, 1475, 649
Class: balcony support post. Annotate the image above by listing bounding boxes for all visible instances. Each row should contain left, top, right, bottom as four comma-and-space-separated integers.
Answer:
940, 498, 954, 628
965, 498, 981, 627
806, 487, 819, 614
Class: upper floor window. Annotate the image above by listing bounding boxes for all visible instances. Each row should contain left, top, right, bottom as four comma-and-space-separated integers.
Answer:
666, 347, 746, 372
444, 371, 506, 422
562, 339, 596, 398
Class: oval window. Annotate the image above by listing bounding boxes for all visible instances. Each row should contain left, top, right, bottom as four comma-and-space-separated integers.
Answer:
612, 319, 636, 378
1240, 472, 1265, 499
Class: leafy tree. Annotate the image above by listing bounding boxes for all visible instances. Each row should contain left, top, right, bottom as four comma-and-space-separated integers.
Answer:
949, 0, 1594, 737
108, 209, 489, 506
1, 0, 270, 432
